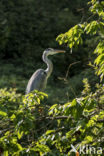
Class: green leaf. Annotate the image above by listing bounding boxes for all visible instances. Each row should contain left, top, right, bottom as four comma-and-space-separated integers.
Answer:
94, 54, 104, 65
46, 130, 55, 135
4, 151, 8, 156
16, 143, 23, 150
49, 104, 57, 111
10, 114, 16, 121
71, 99, 77, 107
0, 110, 7, 116
66, 125, 81, 138
85, 136, 93, 142
17, 130, 24, 139
38, 92, 48, 98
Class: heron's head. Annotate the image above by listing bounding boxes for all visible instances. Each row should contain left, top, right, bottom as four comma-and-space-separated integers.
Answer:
44, 48, 65, 56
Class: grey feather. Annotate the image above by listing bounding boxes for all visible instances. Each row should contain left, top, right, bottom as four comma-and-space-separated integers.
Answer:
26, 69, 47, 94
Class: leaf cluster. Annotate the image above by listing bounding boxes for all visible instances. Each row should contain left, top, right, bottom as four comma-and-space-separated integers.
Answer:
0, 81, 104, 155
57, 0, 104, 81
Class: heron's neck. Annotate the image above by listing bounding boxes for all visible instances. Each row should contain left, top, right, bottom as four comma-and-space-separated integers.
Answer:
42, 53, 53, 79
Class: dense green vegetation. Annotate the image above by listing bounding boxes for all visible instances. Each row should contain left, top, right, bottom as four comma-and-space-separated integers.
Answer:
0, 0, 104, 155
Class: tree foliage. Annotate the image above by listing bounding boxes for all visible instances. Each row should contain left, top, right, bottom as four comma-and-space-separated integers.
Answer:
57, 0, 104, 81
0, 0, 104, 155
0, 83, 104, 155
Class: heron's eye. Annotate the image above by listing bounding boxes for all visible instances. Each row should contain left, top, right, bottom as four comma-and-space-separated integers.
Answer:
47, 48, 53, 51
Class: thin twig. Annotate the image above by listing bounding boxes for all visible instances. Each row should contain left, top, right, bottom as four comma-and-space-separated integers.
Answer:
65, 61, 81, 80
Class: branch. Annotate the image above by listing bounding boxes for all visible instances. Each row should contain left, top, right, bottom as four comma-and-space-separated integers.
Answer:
46, 116, 70, 120
35, 115, 71, 122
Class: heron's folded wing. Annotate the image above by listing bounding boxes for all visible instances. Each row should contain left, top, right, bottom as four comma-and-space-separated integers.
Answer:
26, 69, 47, 94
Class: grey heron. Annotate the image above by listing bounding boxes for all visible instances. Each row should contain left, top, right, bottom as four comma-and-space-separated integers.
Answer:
26, 48, 65, 94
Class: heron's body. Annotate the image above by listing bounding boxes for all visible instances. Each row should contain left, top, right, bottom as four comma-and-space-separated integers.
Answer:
26, 48, 65, 94
26, 69, 47, 94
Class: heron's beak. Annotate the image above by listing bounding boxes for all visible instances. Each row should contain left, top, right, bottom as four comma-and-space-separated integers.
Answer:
54, 49, 66, 53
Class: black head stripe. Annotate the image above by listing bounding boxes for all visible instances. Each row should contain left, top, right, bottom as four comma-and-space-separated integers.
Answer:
46, 48, 53, 51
